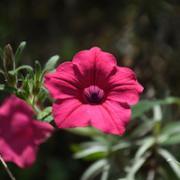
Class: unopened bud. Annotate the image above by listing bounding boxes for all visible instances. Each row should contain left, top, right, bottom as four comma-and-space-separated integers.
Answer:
3, 44, 15, 72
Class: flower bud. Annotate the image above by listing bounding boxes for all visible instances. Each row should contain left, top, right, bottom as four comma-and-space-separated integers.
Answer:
3, 44, 15, 72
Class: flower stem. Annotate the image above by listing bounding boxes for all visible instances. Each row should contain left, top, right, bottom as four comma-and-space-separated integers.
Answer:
0, 155, 16, 180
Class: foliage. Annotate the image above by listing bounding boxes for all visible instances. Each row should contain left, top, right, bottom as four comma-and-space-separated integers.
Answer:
70, 98, 180, 180
0, 41, 180, 180
0, 42, 59, 117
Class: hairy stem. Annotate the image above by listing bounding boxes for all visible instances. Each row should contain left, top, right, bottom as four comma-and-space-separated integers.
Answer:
0, 155, 16, 180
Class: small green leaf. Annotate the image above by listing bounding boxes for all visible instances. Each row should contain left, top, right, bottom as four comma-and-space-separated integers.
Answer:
132, 100, 159, 119
67, 127, 101, 137
167, 159, 180, 166
159, 122, 180, 145
153, 105, 162, 122
135, 137, 154, 160
132, 97, 180, 119
101, 164, 110, 180
3, 86, 17, 93
126, 153, 150, 180
3, 44, 15, 72
74, 145, 107, 159
34, 60, 42, 79
15, 41, 26, 64
37, 107, 53, 122
44, 55, 60, 72
33, 60, 42, 95
161, 122, 180, 136
130, 120, 154, 138
81, 159, 108, 180
158, 148, 180, 178
8, 65, 33, 75
0, 84, 5, 90
43, 115, 53, 122
112, 141, 131, 152
160, 133, 180, 145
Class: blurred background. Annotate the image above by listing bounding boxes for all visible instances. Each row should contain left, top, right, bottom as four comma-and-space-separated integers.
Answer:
0, 0, 180, 179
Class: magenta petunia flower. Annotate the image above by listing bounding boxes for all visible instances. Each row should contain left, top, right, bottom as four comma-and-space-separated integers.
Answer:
45, 47, 143, 135
0, 95, 54, 168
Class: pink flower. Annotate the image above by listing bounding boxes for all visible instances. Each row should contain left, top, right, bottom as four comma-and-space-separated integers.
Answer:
45, 47, 143, 135
0, 95, 54, 168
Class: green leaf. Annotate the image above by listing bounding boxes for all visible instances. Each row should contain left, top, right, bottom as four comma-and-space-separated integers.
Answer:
3, 86, 17, 93
158, 148, 180, 178
160, 133, 180, 145
167, 159, 180, 166
44, 55, 60, 72
130, 120, 154, 138
161, 122, 180, 136
101, 164, 110, 180
33, 60, 42, 95
43, 115, 53, 122
0, 84, 5, 90
21, 74, 33, 95
112, 141, 131, 152
126, 153, 150, 180
81, 159, 108, 180
37, 107, 53, 122
67, 127, 101, 137
15, 41, 26, 64
135, 137, 154, 160
74, 145, 107, 159
132, 97, 180, 119
153, 104, 162, 122
3, 44, 15, 72
159, 122, 180, 145
8, 65, 33, 75
132, 100, 160, 119
34, 60, 42, 80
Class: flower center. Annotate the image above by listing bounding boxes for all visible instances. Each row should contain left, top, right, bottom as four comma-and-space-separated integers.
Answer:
83, 85, 105, 104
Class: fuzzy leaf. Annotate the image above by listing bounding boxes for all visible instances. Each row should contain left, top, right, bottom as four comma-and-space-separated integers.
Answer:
0, 84, 5, 90
159, 122, 180, 145
44, 55, 60, 72
8, 65, 33, 75
81, 159, 108, 180
126, 153, 150, 180
132, 97, 180, 119
67, 127, 101, 137
37, 107, 53, 122
158, 148, 180, 179
74, 145, 107, 159
15, 41, 26, 64
135, 137, 154, 160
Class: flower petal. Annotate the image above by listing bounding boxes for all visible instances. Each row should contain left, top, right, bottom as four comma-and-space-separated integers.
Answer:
108, 67, 143, 92
72, 47, 117, 87
44, 62, 82, 99
53, 99, 89, 128
0, 95, 33, 117
0, 136, 37, 168
90, 101, 131, 135
106, 67, 143, 105
53, 99, 130, 135
107, 89, 140, 105
32, 120, 54, 144
0, 95, 54, 168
